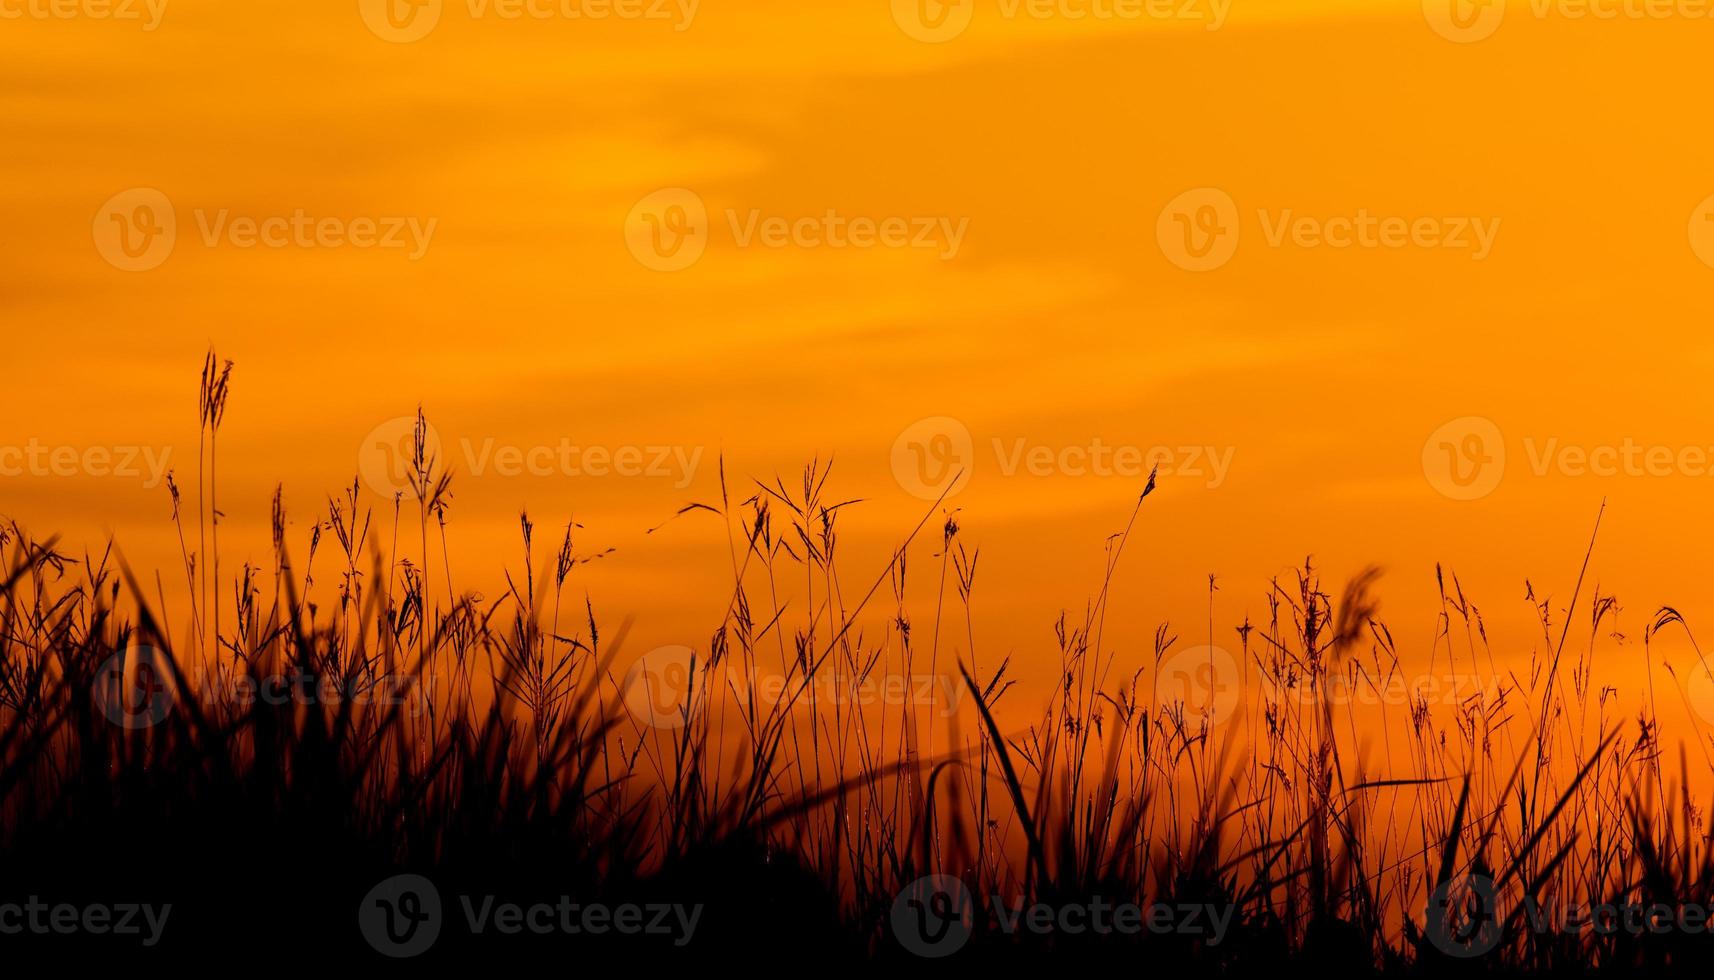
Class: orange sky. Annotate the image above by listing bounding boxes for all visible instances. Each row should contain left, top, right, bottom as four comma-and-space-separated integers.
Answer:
5, 0, 1714, 741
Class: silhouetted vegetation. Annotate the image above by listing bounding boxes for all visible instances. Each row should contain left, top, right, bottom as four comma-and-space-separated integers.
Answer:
3, 354, 1711, 971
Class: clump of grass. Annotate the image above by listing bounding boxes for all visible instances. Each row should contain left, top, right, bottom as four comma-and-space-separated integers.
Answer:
2, 358, 1713, 971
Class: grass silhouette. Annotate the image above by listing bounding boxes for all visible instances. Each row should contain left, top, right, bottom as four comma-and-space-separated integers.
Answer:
3, 353, 1713, 972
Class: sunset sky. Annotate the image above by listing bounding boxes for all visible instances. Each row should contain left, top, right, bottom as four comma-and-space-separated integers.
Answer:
5, 0, 1714, 736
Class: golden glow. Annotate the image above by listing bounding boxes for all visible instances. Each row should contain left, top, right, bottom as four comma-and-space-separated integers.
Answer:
5, 0, 1714, 738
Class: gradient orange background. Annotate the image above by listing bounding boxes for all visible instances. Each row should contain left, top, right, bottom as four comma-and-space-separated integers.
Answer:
5, 0, 1714, 737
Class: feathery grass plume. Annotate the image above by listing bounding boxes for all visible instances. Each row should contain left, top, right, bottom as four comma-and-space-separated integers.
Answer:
0, 366, 1710, 969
